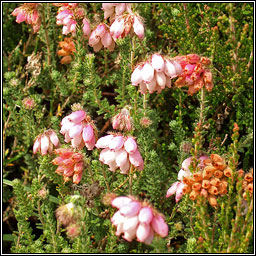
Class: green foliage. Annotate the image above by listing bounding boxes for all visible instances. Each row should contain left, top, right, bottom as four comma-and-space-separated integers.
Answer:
3, 2, 253, 254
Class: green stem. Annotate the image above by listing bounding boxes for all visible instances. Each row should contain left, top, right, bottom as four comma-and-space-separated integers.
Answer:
101, 166, 110, 192
129, 165, 134, 195
41, 4, 51, 66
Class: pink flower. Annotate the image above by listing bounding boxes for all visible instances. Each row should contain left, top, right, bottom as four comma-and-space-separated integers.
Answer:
55, 4, 86, 36
133, 16, 144, 39
112, 107, 133, 131
33, 129, 60, 155
89, 23, 115, 52
102, 3, 131, 21
110, 13, 145, 41
82, 18, 91, 37
60, 110, 96, 151
96, 135, 143, 174
111, 196, 168, 244
52, 148, 84, 184
151, 54, 165, 72
11, 3, 41, 33
166, 181, 185, 203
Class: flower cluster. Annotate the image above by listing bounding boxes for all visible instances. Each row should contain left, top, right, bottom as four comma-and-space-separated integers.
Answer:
22, 97, 36, 110
174, 54, 213, 95
131, 54, 183, 94
52, 148, 84, 184
11, 3, 41, 33
55, 200, 81, 238
110, 13, 144, 41
33, 129, 59, 155
102, 3, 131, 21
181, 154, 231, 208
166, 155, 208, 202
96, 134, 143, 174
89, 23, 115, 52
242, 168, 253, 200
54, 3, 85, 35
57, 37, 76, 64
60, 110, 96, 151
112, 107, 133, 132
110, 196, 168, 244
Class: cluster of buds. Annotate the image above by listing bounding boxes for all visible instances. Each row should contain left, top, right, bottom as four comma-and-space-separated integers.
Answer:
89, 23, 115, 52
11, 3, 41, 33
112, 107, 133, 132
22, 97, 36, 110
110, 13, 145, 41
60, 110, 97, 151
131, 54, 183, 94
96, 134, 143, 174
181, 154, 231, 208
110, 195, 168, 244
33, 129, 59, 155
166, 155, 209, 202
174, 54, 213, 95
55, 200, 81, 238
241, 168, 253, 200
57, 37, 76, 64
54, 3, 86, 36
102, 3, 131, 21
52, 148, 84, 184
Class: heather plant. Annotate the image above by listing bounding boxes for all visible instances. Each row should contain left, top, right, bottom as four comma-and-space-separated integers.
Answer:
3, 2, 253, 254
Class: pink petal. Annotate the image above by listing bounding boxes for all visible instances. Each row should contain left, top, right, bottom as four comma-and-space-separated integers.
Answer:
33, 137, 40, 154
166, 181, 179, 198
164, 59, 177, 78
96, 134, 113, 148
151, 54, 165, 72
123, 215, 139, 232
48, 130, 59, 147
136, 223, 150, 242
151, 215, 168, 237
124, 137, 137, 154
69, 124, 83, 138
141, 63, 155, 83
144, 227, 154, 245
119, 159, 130, 174
85, 134, 95, 151
120, 201, 141, 217
111, 196, 132, 209
40, 135, 49, 155
133, 16, 144, 40
131, 65, 143, 86
101, 31, 113, 48
155, 71, 166, 89
82, 124, 94, 142
175, 182, 185, 202
109, 136, 124, 151
129, 149, 143, 168
115, 148, 128, 167
68, 110, 86, 123
138, 207, 153, 224
71, 134, 83, 148
111, 210, 124, 225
